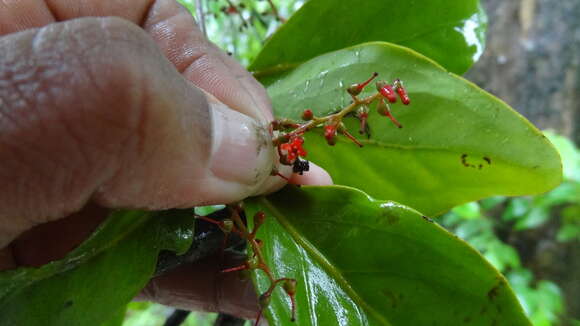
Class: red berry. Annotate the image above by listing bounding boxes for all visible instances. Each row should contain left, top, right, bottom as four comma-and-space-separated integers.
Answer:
302, 109, 314, 120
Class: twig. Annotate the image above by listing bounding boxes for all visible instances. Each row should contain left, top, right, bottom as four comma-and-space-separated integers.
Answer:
163, 309, 190, 326
224, 0, 251, 29
195, 0, 207, 37
214, 313, 246, 326
273, 92, 382, 145
266, 0, 285, 22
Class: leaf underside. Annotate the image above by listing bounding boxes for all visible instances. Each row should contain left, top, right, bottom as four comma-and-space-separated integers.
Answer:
0, 210, 194, 326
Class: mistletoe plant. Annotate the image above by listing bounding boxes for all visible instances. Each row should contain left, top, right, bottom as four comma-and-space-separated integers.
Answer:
0, 1, 563, 326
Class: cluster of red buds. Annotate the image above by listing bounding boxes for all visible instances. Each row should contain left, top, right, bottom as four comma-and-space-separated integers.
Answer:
195, 209, 297, 326
271, 72, 411, 179
195, 73, 410, 325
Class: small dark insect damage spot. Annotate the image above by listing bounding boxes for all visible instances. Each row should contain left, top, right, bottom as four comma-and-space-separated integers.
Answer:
461, 154, 469, 167
422, 216, 434, 223
463, 316, 472, 323
64, 300, 74, 308
491, 319, 498, 326
479, 305, 487, 315
381, 289, 400, 309
487, 280, 503, 301
461, 154, 491, 170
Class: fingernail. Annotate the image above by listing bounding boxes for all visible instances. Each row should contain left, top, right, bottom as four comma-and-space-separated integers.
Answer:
209, 101, 273, 186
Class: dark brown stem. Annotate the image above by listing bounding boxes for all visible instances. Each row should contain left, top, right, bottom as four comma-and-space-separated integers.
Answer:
266, 0, 285, 22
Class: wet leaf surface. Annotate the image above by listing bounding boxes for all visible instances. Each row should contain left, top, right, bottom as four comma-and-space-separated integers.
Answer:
247, 185, 531, 326
267, 42, 562, 216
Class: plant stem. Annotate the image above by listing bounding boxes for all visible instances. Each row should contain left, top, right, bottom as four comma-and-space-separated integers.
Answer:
195, 0, 206, 37
274, 92, 382, 144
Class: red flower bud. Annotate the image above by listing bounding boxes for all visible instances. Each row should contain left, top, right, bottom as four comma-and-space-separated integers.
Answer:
220, 219, 234, 233
377, 99, 402, 128
282, 279, 297, 322
253, 211, 267, 233
283, 279, 297, 296
254, 211, 266, 224
357, 106, 370, 135
324, 125, 337, 146
259, 292, 271, 309
347, 84, 362, 96
347, 72, 378, 96
376, 81, 397, 103
394, 79, 410, 105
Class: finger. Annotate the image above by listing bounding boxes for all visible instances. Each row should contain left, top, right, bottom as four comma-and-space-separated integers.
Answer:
3, 0, 272, 123
0, 17, 275, 247
0, 0, 327, 191
139, 253, 258, 320
0, 0, 56, 35
289, 162, 334, 186
142, 0, 274, 122
9, 203, 108, 268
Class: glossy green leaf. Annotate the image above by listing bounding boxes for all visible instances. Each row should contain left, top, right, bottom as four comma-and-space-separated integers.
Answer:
0, 209, 194, 326
247, 186, 531, 326
268, 42, 562, 216
250, 0, 486, 76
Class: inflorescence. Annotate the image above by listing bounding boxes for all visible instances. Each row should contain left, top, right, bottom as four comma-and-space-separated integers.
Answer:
195, 73, 410, 325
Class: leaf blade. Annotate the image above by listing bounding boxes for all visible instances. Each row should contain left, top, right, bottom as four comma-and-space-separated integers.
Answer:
247, 185, 532, 326
267, 42, 562, 215
250, 0, 487, 75
0, 209, 194, 326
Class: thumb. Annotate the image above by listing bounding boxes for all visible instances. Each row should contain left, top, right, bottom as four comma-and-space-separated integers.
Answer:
0, 17, 279, 247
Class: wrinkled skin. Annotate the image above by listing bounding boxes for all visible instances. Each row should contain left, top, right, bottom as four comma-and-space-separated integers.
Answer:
0, 0, 331, 319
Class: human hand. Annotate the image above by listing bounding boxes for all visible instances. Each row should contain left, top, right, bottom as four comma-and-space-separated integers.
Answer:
0, 0, 331, 319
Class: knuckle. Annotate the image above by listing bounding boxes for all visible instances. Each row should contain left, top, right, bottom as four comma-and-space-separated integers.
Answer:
0, 17, 166, 221
0, 17, 162, 151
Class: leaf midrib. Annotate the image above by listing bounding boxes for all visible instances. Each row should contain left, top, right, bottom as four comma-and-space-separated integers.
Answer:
259, 197, 392, 326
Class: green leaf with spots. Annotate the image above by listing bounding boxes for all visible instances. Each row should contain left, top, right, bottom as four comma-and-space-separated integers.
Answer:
250, 0, 486, 76
267, 42, 562, 216
247, 185, 531, 326
0, 209, 194, 326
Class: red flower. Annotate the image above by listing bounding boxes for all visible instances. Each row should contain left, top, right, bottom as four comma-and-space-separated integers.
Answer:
280, 136, 307, 162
